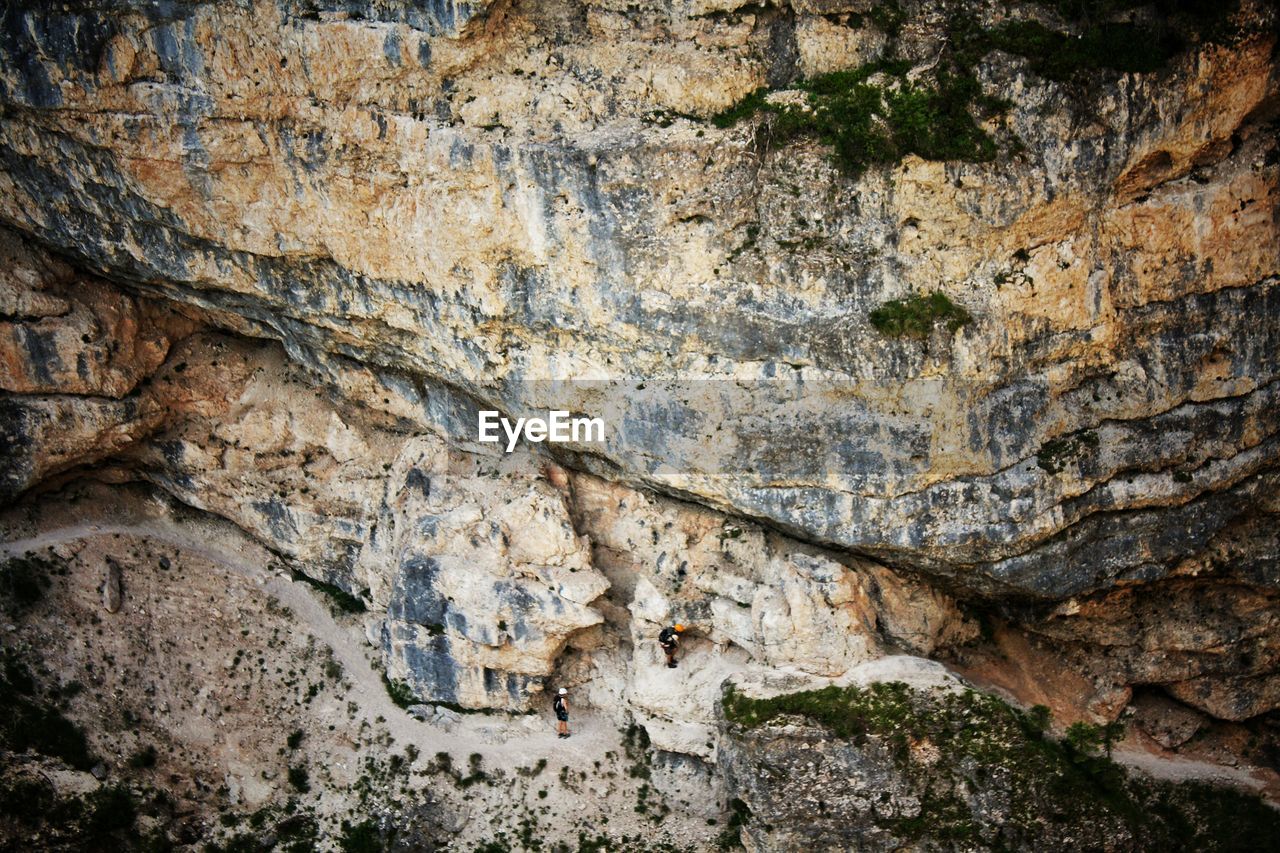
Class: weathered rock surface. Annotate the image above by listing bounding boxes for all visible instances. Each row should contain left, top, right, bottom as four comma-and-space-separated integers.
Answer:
2, 0, 1280, 846
0, 201, 1277, 729
373, 436, 610, 709
1, 0, 1276, 604
567, 470, 977, 754
717, 669, 1280, 851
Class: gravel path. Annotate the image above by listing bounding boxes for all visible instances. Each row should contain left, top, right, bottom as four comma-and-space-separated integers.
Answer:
2, 505, 714, 848
8, 502, 1272, 846
1113, 746, 1272, 793
2, 518, 625, 768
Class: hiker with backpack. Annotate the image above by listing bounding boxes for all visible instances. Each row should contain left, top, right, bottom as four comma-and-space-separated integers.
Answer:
658, 624, 685, 668
553, 687, 570, 738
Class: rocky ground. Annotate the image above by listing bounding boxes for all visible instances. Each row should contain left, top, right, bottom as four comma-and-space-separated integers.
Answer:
1, 483, 726, 851
4, 477, 1279, 850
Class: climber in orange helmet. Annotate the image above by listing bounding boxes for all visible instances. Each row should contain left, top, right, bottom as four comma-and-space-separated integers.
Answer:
658, 624, 685, 669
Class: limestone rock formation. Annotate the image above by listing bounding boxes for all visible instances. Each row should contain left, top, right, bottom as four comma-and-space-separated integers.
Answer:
718, 665, 1280, 851
1, 0, 1276, 602
373, 436, 610, 709
2, 0, 1280, 848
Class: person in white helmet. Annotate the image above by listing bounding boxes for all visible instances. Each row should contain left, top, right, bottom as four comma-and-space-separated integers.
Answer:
553, 687, 570, 738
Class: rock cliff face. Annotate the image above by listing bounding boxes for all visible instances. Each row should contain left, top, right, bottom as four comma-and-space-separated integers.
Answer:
2, 0, 1280, 849
717, 665, 1280, 851
3, 0, 1277, 599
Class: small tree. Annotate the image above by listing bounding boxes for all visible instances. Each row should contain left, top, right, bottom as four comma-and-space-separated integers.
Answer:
1065, 721, 1103, 757
1100, 721, 1125, 758
288, 764, 310, 793
1027, 705, 1052, 735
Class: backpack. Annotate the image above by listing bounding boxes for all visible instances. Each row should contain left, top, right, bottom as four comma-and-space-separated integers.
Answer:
553, 696, 566, 715
659, 627, 676, 646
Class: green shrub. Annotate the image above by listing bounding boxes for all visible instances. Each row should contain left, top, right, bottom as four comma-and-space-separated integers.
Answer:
0, 777, 57, 825
867, 1, 906, 38
869, 292, 973, 338
0, 555, 55, 614
709, 3, 1247, 176
340, 819, 384, 853
382, 675, 416, 709
458, 752, 489, 788
985, 20, 1181, 81
290, 569, 366, 614
1066, 720, 1104, 756
886, 74, 998, 163
710, 87, 771, 129
714, 61, 998, 176
0, 652, 95, 770
128, 744, 158, 769
723, 681, 917, 742
287, 765, 310, 793
715, 797, 753, 849
1026, 704, 1053, 735
83, 785, 138, 837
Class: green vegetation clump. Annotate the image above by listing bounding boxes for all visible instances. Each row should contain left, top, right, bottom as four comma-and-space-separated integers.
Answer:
724, 681, 918, 742
1036, 428, 1100, 473
290, 569, 367, 614
339, 818, 386, 853
0, 554, 58, 614
623, 722, 653, 780
459, 752, 489, 789
869, 292, 973, 338
325, 658, 344, 681
0, 778, 153, 848
711, 2, 1247, 175
713, 63, 998, 176
866, 1, 907, 39
722, 680, 1280, 849
287, 764, 311, 793
715, 797, 753, 850
1066, 719, 1126, 758
516, 757, 549, 778
128, 744, 158, 769
1026, 704, 1053, 735
0, 649, 95, 770
382, 674, 416, 709
81, 784, 138, 837
982, 20, 1179, 81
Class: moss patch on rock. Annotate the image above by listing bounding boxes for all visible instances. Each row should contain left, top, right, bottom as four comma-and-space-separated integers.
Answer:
712, 62, 999, 176
869, 291, 974, 338
711, 1, 1249, 174
1036, 428, 1100, 473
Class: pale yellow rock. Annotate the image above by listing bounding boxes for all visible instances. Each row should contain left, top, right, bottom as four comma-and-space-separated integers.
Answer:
795, 14, 887, 77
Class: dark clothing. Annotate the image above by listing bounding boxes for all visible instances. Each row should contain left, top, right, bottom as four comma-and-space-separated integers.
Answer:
658, 627, 678, 650
553, 696, 568, 721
